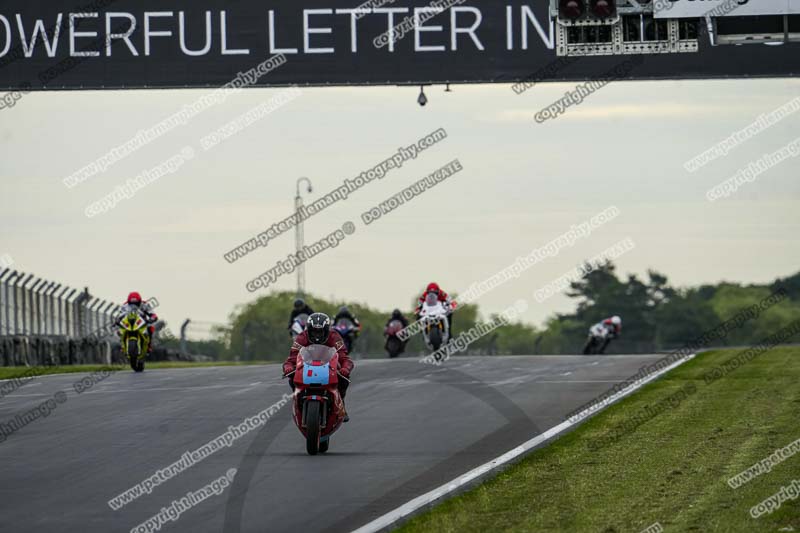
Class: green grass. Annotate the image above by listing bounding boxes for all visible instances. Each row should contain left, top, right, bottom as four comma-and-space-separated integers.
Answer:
399, 347, 800, 533
0, 360, 276, 380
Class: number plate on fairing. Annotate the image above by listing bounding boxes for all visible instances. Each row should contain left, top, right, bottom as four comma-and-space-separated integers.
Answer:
303, 363, 331, 385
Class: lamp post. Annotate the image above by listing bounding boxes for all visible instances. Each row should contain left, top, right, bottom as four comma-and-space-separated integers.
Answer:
295, 177, 313, 297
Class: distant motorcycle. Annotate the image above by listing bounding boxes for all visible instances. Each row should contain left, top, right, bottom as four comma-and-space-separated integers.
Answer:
583, 324, 614, 355
384, 319, 406, 358
286, 344, 347, 455
419, 292, 450, 352
291, 313, 309, 340
332, 318, 357, 353
119, 310, 150, 372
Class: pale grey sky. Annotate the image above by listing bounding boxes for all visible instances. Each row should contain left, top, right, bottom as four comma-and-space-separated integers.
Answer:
1, 79, 799, 333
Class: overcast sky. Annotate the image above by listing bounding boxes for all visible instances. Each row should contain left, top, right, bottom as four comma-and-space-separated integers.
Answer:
1, 77, 799, 336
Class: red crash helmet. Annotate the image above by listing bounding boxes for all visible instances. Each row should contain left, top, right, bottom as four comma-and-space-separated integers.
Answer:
426, 282, 440, 293
127, 291, 142, 305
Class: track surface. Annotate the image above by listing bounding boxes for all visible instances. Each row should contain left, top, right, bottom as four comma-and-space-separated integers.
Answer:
0, 355, 666, 533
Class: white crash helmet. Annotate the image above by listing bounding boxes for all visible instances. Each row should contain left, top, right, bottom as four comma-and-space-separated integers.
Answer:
611, 316, 622, 326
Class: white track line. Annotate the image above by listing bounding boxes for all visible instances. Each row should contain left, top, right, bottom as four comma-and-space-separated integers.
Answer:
350, 353, 696, 533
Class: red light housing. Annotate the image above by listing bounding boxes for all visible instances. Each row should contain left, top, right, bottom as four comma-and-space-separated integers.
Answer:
590, 0, 616, 18
560, 0, 585, 19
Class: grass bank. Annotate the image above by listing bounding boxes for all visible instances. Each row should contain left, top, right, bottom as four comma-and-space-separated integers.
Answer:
400, 347, 800, 533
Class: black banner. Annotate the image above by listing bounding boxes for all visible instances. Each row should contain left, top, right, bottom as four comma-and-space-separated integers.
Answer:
0, 0, 798, 90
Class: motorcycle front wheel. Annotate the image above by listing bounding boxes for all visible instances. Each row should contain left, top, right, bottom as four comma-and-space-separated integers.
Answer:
386, 337, 401, 358
305, 401, 321, 455
429, 328, 442, 351
582, 338, 595, 355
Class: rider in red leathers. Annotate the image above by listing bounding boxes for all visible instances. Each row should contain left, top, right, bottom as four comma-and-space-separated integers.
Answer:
116, 291, 158, 353
283, 313, 354, 422
414, 282, 456, 337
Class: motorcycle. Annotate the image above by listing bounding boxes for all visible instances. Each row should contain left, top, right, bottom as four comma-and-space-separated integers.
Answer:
419, 292, 450, 351
286, 344, 347, 455
119, 310, 150, 372
384, 319, 406, 358
332, 318, 357, 354
583, 324, 613, 355
291, 313, 309, 340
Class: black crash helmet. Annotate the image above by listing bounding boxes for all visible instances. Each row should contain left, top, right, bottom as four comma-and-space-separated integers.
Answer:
307, 313, 331, 344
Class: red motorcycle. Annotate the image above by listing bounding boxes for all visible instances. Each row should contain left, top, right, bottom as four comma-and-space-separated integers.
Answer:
287, 344, 347, 455
384, 320, 406, 358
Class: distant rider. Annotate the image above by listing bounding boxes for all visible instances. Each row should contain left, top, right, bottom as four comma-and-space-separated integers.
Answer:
414, 282, 456, 336
385, 309, 409, 354
589, 315, 622, 353
386, 308, 409, 329
283, 313, 354, 422
287, 298, 314, 337
116, 292, 158, 353
334, 306, 362, 334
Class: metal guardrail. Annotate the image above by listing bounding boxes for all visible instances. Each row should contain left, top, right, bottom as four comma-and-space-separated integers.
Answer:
0, 268, 119, 339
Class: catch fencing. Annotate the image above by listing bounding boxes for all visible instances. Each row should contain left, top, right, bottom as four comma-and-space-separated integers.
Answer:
0, 267, 119, 338
0, 268, 188, 366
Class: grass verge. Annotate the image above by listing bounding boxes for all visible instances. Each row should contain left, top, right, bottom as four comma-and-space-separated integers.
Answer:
0, 360, 276, 380
399, 347, 800, 533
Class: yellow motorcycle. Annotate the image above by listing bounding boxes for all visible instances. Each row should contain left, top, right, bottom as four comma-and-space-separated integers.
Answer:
119, 310, 150, 372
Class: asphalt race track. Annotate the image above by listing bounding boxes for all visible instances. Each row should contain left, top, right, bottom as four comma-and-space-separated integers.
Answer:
0, 355, 669, 533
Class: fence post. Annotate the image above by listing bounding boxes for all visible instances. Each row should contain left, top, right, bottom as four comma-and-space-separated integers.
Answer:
0, 269, 11, 335
28, 278, 39, 335
180, 319, 191, 357
74, 289, 91, 337
102, 301, 117, 339
39, 281, 53, 335
14, 274, 28, 335
63, 288, 77, 337
55, 286, 70, 336
19, 274, 35, 335
26, 278, 39, 335
5, 271, 19, 335
45, 283, 60, 335
37, 281, 53, 335
92, 300, 104, 338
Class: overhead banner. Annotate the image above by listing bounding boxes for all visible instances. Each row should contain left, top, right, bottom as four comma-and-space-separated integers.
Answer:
656, 0, 800, 18
0, 0, 798, 90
